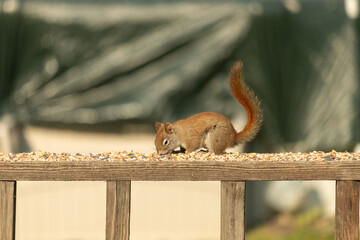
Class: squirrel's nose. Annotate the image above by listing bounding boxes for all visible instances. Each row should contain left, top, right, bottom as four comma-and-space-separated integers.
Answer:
157, 149, 168, 155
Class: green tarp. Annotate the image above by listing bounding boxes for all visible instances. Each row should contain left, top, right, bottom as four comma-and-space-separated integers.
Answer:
0, 0, 359, 151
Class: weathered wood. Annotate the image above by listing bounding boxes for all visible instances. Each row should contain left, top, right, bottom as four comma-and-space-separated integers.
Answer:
0, 160, 360, 181
106, 181, 131, 240
0, 181, 16, 240
335, 181, 359, 240
221, 181, 245, 240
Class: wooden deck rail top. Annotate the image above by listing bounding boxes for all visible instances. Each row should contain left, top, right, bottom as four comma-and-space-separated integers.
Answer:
0, 151, 359, 181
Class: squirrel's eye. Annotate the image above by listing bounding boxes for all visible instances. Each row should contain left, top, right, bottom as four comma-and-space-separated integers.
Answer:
163, 139, 169, 146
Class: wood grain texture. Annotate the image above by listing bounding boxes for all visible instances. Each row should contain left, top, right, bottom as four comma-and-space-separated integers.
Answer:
335, 181, 359, 240
0, 181, 16, 240
106, 181, 131, 240
0, 160, 360, 181
221, 181, 245, 240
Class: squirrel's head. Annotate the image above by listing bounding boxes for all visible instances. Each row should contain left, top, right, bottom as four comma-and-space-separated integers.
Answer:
154, 122, 179, 155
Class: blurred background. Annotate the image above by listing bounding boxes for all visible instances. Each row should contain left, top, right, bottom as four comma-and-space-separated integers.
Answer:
1, 0, 360, 239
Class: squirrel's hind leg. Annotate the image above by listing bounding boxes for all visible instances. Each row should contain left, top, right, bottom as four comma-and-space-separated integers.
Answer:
206, 125, 236, 155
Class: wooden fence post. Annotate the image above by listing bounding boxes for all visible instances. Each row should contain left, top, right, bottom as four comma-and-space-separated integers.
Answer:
0, 181, 16, 240
106, 181, 131, 240
335, 180, 359, 240
221, 181, 245, 240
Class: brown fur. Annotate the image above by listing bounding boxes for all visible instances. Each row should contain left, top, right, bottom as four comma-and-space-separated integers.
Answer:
155, 62, 263, 155
229, 62, 263, 144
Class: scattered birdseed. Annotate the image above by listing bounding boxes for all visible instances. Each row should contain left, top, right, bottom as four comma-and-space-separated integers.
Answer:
0, 150, 359, 163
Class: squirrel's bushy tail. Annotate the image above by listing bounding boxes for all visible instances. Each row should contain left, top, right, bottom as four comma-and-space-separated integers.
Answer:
229, 62, 263, 144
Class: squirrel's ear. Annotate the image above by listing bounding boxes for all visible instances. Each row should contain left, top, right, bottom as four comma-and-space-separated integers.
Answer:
164, 122, 174, 134
155, 122, 162, 132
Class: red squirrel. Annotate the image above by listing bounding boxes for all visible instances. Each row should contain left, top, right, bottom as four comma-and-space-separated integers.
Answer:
155, 62, 263, 155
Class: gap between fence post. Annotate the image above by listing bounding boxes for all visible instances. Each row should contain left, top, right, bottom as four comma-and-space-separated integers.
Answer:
335, 180, 359, 240
0, 181, 16, 240
106, 181, 131, 240
221, 181, 245, 240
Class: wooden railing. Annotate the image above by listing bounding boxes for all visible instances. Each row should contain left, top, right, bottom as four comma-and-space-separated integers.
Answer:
0, 152, 359, 240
